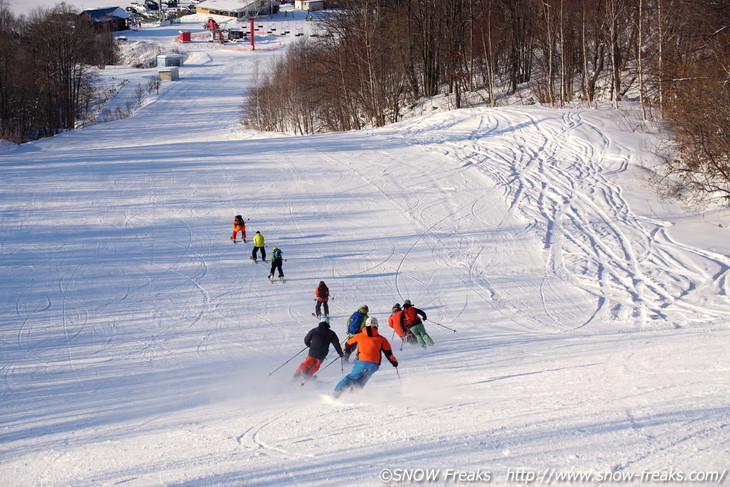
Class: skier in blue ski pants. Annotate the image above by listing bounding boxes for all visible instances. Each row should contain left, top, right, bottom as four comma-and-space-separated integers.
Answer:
333, 320, 398, 397
334, 360, 380, 395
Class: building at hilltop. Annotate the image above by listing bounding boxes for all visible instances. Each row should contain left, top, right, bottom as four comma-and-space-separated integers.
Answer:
194, 0, 278, 18
79, 7, 131, 32
294, 0, 323, 11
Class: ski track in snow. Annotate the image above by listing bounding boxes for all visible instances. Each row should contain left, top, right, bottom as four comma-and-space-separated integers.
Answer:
394, 107, 730, 331
0, 13, 729, 487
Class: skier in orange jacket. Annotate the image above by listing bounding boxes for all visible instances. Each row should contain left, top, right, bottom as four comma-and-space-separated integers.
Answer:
388, 303, 406, 337
389, 303, 417, 345
333, 317, 398, 398
231, 215, 246, 243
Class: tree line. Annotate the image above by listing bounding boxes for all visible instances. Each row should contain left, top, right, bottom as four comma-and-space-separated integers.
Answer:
243, 0, 729, 205
0, 1, 118, 143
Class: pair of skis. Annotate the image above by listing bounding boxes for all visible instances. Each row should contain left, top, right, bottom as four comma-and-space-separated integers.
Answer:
247, 254, 282, 282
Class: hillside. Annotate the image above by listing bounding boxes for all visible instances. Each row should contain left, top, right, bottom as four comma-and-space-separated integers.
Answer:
1, 11, 729, 487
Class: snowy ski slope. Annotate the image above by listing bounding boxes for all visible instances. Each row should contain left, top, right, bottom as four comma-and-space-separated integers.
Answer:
1, 11, 729, 487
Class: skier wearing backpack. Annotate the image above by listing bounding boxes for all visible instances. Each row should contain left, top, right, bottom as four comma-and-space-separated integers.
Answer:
269, 247, 284, 281
294, 321, 344, 380
333, 317, 398, 398
231, 215, 246, 243
315, 281, 330, 318
251, 231, 265, 261
343, 305, 369, 361
400, 299, 434, 348
346, 305, 369, 337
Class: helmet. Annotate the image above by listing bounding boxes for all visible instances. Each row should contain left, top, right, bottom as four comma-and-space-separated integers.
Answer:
273, 247, 279, 251
403, 299, 412, 306
366, 317, 379, 328
361, 305, 369, 312
392, 303, 401, 312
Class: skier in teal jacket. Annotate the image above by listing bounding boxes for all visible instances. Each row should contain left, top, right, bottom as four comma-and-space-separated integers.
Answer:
269, 247, 284, 281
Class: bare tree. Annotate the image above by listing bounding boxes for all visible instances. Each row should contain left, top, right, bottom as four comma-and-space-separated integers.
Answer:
238, 0, 728, 209
636, 0, 647, 120
578, 0, 606, 108
408, 0, 442, 97
502, 0, 536, 94
24, 4, 98, 131
653, 0, 730, 206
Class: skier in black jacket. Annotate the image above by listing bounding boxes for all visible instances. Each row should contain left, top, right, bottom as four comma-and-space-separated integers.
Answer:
294, 321, 344, 379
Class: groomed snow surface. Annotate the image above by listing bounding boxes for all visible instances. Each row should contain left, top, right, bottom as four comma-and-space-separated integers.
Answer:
2, 11, 729, 487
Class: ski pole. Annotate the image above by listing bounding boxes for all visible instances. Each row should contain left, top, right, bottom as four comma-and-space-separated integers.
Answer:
426, 319, 457, 333
395, 366, 402, 385
300, 355, 341, 387
319, 354, 341, 372
267, 346, 307, 376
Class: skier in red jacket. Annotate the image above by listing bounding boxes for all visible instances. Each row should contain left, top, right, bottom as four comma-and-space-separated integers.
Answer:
315, 281, 330, 319
400, 299, 434, 348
